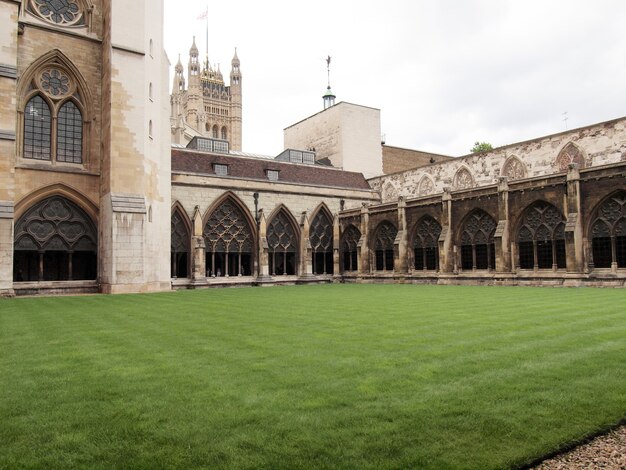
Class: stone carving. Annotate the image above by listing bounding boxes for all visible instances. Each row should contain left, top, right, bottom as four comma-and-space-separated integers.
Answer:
556, 142, 585, 171
29, 0, 85, 26
461, 211, 496, 245
453, 167, 474, 190
267, 211, 296, 252
414, 216, 441, 249
171, 210, 190, 253
310, 210, 332, 251
14, 196, 96, 251
383, 183, 398, 202
593, 192, 626, 236
418, 176, 435, 197
501, 156, 526, 180
374, 222, 397, 250
203, 200, 253, 252
516, 202, 565, 242
341, 224, 361, 251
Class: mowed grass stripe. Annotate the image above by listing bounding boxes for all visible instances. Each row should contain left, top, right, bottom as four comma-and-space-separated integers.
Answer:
0, 284, 625, 469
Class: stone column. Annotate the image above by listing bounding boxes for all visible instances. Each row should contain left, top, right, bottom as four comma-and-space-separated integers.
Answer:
438, 188, 454, 273
191, 206, 205, 281
257, 210, 270, 278
0, 202, 14, 296
564, 164, 584, 272
300, 211, 313, 277
332, 215, 340, 280
394, 196, 408, 274
494, 177, 511, 272
357, 203, 370, 275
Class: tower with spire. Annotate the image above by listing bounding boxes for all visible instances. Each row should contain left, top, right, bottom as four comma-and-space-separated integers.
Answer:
170, 39, 242, 150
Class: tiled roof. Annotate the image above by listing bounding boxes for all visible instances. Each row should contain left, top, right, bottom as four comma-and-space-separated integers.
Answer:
171, 148, 372, 190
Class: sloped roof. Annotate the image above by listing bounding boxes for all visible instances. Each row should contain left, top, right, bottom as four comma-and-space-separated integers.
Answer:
171, 148, 372, 190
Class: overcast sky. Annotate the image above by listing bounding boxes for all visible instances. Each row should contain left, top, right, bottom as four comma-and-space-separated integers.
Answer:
163, 0, 626, 157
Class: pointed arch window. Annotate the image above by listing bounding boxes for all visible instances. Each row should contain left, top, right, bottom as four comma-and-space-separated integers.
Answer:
310, 210, 333, 275
171, 209, 191, 278
341, 225, 360, 272
590, 192, 626, 269
212, 125, 219, 139
267, 211, 298, 276
556, 142, 585, 171
27, 0, 87, 27
13, 196, 97, 282
460, 210, 496, 271
221, 126, 227, 140
374, 222, 397, 271
203, 199, 254, 277
21, 64, 86, 165
24, 95, 52, 160
414, 216, 441, 271
516, 202, 566, 270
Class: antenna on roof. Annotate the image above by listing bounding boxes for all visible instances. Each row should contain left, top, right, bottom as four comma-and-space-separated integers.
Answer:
322, 55, 336, 110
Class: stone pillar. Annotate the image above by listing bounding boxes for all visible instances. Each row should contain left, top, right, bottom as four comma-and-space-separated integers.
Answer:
300, 211, 313, 277
394, 196, 408, 274
0, 202, 14, 296
191, 206, 205, 281
332, 215, 340, 280
438, 188, 454, 273
0, 1, 18, 296
257, 210, 270, 278
494, 177, 511, 272
357, 203, 370, 274
564, 164, 584, 272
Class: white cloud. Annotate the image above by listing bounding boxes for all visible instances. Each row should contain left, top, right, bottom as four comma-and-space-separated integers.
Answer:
165, 0, 626, 157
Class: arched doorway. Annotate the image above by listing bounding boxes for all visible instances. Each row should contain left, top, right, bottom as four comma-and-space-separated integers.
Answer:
171, 208, 191, 278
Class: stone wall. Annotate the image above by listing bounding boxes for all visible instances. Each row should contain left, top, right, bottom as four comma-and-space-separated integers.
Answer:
370, 118, 626, 202
382, 145, 453, 174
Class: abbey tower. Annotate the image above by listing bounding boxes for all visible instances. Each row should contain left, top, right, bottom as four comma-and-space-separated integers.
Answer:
170, 39, 242, 150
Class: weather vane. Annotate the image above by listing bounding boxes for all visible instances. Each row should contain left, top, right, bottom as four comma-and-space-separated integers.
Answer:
326, 55, 331, 88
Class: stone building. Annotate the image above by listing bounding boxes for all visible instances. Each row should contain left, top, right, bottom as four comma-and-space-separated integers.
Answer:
1, 0, 625, 296
170, 38, 242, 150
0, 0, 171, 296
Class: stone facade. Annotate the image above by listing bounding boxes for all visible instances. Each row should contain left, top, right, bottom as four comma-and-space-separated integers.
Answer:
382, 145, 453, 174
370, 118, 626, 202
284, 102, 383, 179
0, 0, 171, 296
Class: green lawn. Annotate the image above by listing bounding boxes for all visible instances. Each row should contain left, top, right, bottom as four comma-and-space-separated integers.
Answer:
0, 285, 624, 469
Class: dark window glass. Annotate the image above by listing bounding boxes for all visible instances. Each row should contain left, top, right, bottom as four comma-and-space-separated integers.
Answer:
518, 241, 534, 269
24, 96, 52, 160
461, 245, 473, 270
555, 239, 566, 269
616, 236, 626, 268
537, 240, 553, 269
592, 237, 612, 268
57, 101, 83, 163
475, 244, 489, 270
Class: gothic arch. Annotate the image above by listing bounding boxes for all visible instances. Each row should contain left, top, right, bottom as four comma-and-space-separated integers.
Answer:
203, 193, 256, 277
309, 203, 334, 275
411, 215, 442, 271
417, 175, 435, 196
500, 156, 527, 180
17, 50, 93, 165
171, 202, 192, 278
14, 195, 98, 281
587, 190, 626, 269
14, 183, 98, 223
267, 205, 301, 276
457, 209, 496, 270
382, 182, 399, 202
514, 201, 566, 270
555, 142, 586, 171
371, 220, 397, 271
341, 224, 361, 272
453, 166, 475, 190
